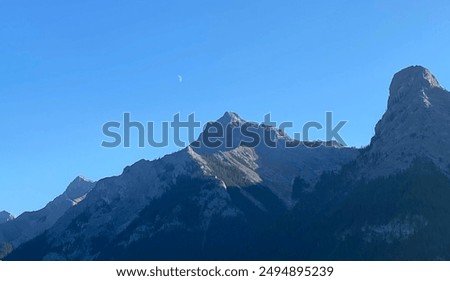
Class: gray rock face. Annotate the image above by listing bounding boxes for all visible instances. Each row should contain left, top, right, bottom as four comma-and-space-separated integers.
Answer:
6, 66, 450, 261
359, 66, 450, 178
0, 211, 14, 225
5, 112, 358, 260
192, 112, 358, 206
0, 176, 94, 249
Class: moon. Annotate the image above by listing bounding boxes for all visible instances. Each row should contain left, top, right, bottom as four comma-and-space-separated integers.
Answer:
177, 75, 183, 83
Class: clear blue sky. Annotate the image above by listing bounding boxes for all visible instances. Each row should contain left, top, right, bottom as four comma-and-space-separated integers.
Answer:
1, 0, 450, 215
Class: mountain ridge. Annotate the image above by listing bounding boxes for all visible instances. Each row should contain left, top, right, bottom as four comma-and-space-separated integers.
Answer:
6, 110, 357, 260
0, 176, 95, 259
6, 65, 450, 261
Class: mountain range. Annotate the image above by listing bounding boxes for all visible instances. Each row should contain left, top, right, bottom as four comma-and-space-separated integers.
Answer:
3, 65, 450, 260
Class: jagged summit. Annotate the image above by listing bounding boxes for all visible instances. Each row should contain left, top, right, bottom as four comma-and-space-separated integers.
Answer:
192, 112, 292, 154
390, 66, 441, 93
0, 211, 14, 224
387, 65, 443, 109
64, 176, 95, 201
4, 66, 450, 261
377, 66, 449, 133
0, 176, 95, 250
216, 111, 246, 126
361, 66, 450, 178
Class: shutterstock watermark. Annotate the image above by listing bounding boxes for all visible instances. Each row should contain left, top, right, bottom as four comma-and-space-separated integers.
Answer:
101, 112, 348, 149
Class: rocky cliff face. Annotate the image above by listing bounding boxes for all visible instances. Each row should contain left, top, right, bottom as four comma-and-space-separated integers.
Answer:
282, 66, 450, 260
5, 112, 357, 260
357, 66, 450, 179
7, 66, 450, 261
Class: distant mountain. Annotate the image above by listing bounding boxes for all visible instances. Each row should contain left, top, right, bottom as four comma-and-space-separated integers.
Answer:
7, 66, 450, 261
0, 176, 94, 259
0, 211, 14, 225
6, 113, 357, 260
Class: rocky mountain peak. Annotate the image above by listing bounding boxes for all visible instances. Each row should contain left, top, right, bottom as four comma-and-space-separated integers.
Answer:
362, 66, 450, 178
376, 66, 449, 136
63, 176, 95, 201
390, 66, 440, 93
216, 111, 246, 127
0, 211, 14, 224
387, 65, 442, 109
192, 112, 292, 155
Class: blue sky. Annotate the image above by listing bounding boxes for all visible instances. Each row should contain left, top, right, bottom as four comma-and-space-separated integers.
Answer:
1, 0, 450, 215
